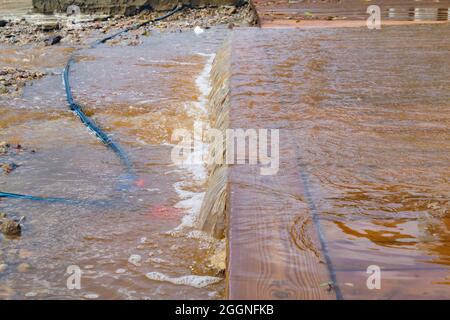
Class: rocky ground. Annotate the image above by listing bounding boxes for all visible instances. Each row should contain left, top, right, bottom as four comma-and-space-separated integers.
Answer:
0, 141, 34, 176
0, 67, 46, 96
0, 3, 257, 96
0, 4, 257, 46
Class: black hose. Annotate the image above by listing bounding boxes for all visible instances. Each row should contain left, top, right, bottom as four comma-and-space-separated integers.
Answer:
92, 4, 186, 47
0, 191, 102, 205
63, 4, 187, 176
0, 4, 187, 204
0, 191, 75, 203
298, 158, 344, 300
63, 58, 134, 174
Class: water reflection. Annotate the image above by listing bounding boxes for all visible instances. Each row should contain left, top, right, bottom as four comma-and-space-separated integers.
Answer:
334, 220, 418, 248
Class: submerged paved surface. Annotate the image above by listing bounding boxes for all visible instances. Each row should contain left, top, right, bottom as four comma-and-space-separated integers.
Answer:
0, 28, 229, 299
227, 24, 450, 299
252, 0, 450, 26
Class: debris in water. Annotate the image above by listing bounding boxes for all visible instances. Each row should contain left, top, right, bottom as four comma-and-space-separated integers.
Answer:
128, 254, 142, 266
145, 272, 222, 288
38, 21, 60, 32
0, 68, 46, 96
0, 264, 7, 273
84, 293, 99, 299
194, 26, 204, 35
0, 213, 25, 237
344, 282, 354, 287
17, 262, 30, 273
25, 291, 37, 297
320, 281, 335, 292
1, 162, 19, 174
206, 240, 226, 276
0, 141, 36, 155
0, 142, 10, 154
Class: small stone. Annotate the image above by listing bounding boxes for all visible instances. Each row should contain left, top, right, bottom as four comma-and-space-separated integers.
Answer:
17, 262, 30, 273
115, 268, 126, 274
224, 6, 237, 15
0, 285, 15, 299
39, 21, 60, 32
0, 142, 10, 153
93, 15, 110, 22
0, 264, 7, 273
84, 293, 99, 299
0, 20, 7, 28
0, 216, 23, 236
25, 291, 37, 297
44, 35, 62, 46
2, 162, 19, 174
344, 282, 354, 287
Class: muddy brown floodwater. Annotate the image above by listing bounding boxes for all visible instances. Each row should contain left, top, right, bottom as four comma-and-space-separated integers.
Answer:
0, 27, 230, 299
1, 0, 450, 301
228, 24, 450, 299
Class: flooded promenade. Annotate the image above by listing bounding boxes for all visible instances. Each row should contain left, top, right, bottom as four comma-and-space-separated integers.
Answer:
227, 25, 450, 299
0, 0, 449, 300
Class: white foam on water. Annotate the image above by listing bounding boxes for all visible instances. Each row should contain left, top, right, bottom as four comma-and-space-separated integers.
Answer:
137, 58, 198, 66
174, 190, 205, 229
172, 53, 215, 232
145, 272, 222, 289
194, 26, 205, 35
128, 254, 142, 266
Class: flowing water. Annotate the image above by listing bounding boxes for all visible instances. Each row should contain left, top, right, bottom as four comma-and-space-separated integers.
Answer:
253, 0, 450, 23
1, 0, 450, 300
0, 21, 230, 298
0, 1, 32, 16
229, 25, 450, 299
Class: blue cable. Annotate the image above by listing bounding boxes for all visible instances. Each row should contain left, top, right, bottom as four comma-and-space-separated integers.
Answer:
1, 5, 187, 204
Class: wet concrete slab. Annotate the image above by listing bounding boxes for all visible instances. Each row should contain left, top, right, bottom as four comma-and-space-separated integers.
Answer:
226, 25, 450, 299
